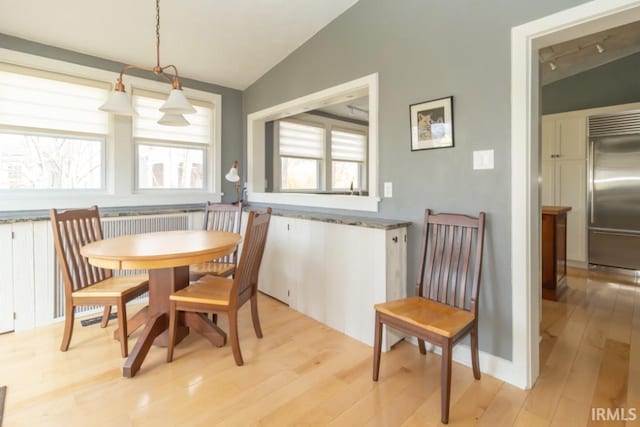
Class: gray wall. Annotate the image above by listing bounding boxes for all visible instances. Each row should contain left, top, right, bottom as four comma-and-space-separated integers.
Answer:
542, 51, 640, 115
244, 0, 590, 360
0, 33, 244, 204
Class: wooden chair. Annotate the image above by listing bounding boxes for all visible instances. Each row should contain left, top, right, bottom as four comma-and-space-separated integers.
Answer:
167, 208, 272, 366
50, 206, 149, 357
372, 209, 486, 424
189, 202, 242, 281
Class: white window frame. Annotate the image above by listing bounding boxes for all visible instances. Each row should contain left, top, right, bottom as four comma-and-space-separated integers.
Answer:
273, 115, 368, 193
274, 117, 326, 192
330, 125, 368, 192
247, 73, 380, 212
0, 48, 222, 211
131, 89, 213, 192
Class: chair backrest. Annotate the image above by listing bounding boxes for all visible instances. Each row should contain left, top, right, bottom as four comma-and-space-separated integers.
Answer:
417, 209, 486, 316
231, 208, 272, 305
202, 202, 242, 264
50, 206, 111, 298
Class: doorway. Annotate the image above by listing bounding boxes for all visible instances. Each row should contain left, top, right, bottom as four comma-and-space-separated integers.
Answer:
511, 0, 640, 389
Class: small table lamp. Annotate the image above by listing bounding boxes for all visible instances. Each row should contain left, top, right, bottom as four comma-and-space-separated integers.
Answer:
225, 160, 242, 204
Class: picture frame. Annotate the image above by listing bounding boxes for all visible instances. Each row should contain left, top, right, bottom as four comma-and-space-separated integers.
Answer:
409, 96, 454, 151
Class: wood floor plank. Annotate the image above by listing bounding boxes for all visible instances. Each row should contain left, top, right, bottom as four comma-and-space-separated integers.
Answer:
476, 382, 528, 427
588, 339, 630, 427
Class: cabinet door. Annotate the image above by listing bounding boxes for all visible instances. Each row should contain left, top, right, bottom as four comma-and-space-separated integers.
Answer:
258, 215, 290, 303
556, 159, 587, 262
287, 218, 324, 323
541, 116, 556, 160
557, 117, 586, 159
0, 225, 14, 333
541, 159, 555, 206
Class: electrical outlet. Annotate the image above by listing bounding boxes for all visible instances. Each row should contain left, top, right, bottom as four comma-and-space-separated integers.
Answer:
384, 182, 393, 198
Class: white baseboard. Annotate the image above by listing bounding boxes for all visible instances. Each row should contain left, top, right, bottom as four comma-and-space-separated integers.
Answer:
404, 337, 519, 388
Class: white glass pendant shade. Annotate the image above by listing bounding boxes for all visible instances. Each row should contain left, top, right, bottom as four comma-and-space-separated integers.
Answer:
225, 166, 240, 182
159, 89, 197, 114
99, 91, 137, 116
158, 113, 190, 126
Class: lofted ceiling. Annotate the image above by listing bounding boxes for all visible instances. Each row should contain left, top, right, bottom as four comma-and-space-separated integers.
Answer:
0, 0, 358, 90
540, 20, 640, 85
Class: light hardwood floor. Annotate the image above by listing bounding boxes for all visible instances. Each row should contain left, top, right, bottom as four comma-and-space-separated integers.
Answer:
0, 270, 639, 426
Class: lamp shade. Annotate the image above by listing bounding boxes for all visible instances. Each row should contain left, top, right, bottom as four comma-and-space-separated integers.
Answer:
99, 91, 137, 116
159, 89, 197, 114
225, 162, 240, 182
158, 112, 190, 126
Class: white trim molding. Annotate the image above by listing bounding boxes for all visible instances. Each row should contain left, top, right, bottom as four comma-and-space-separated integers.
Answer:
246, 73, 380, 212
510, 0, 640, 389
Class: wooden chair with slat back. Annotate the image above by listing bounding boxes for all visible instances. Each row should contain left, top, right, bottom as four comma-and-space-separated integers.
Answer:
167, 208, 272, 366
50, 206, 149, 357
372, 209, 486, 424
189, 202, 242, 281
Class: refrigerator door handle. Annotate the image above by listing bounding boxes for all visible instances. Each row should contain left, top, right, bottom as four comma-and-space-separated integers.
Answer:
588, 139, 594, 225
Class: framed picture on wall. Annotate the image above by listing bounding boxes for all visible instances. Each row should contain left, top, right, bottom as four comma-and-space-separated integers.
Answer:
410, 96, 454, 151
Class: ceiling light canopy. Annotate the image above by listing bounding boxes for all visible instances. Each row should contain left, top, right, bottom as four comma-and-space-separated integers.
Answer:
99, 0, 195, 126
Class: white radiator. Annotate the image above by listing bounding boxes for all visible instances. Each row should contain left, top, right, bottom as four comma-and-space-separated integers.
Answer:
53, 213, 192, 319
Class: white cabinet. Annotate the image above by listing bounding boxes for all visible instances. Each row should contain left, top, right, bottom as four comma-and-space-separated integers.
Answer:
255, 213, 408, 350
0, 221, 56, 334
541, 115, 587, 263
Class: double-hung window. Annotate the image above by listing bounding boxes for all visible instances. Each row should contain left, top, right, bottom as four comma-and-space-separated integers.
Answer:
133, 90, 212, 190
0, 64, 109, 190
331, 128, 367, 191
278, 120, 325, 191
275, 116, 368, 193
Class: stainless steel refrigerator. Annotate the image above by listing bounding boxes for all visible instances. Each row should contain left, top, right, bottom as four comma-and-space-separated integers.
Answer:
589, 110, 640, 270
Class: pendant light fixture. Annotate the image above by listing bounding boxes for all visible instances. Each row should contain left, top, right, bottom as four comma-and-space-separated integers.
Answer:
99, 0, 196, 126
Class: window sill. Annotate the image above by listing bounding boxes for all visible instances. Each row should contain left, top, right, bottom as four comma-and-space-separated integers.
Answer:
248, 191, 380, 212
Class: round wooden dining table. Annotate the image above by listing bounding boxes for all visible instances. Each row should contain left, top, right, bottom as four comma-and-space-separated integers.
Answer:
81, 230, 242, 377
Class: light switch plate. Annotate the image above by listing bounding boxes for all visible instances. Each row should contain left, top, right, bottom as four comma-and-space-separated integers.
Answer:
384, 182, 393, 198
473, 150, 494, 170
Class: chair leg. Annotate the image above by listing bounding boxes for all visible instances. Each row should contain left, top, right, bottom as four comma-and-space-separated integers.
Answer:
60, 303, 75, 352
166, 301, 178, 362
441, 342, 453, 424
250, 294, 263, 338
228, 310, 244, 366
418, 338, 427, 355
116, 299, 128, 358
470, 322, 481, 380
211, 313, 218, 324
101, 305, 112, 328
372, 311, 383, 381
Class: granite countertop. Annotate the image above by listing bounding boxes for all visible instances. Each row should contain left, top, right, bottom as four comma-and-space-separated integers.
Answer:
1, 203, 411, 230
0, 204, 204, 224
244, 206, 411, 230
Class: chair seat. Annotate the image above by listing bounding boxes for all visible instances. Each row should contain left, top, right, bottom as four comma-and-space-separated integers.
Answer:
374, 296, 475, 338
170, 275, 233, 306
189, 261, 236, 279
72, 274, 149, 299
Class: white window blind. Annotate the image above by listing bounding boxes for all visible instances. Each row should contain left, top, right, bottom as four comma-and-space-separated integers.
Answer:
279, 120, 324, 159
331, 129, 366, 162
0, 65, 109, 135
132, 90, 211, 144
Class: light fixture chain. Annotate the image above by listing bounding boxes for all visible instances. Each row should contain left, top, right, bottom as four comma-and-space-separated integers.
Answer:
156, 0, 161, 68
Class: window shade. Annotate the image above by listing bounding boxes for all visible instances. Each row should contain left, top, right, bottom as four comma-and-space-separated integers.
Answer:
0, 68, 109, 135
279, 120, 324, 159
132, 91, 211, 144
331, 129, 367, 162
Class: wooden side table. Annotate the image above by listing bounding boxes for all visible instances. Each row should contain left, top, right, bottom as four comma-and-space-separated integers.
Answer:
541, 206, 572, 301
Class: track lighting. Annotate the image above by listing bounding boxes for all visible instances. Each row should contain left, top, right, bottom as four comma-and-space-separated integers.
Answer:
596, 43, 605, 54
549, 61, 557, 71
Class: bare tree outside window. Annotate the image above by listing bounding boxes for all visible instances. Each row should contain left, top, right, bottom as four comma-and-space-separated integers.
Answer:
0, 133, 102, 189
